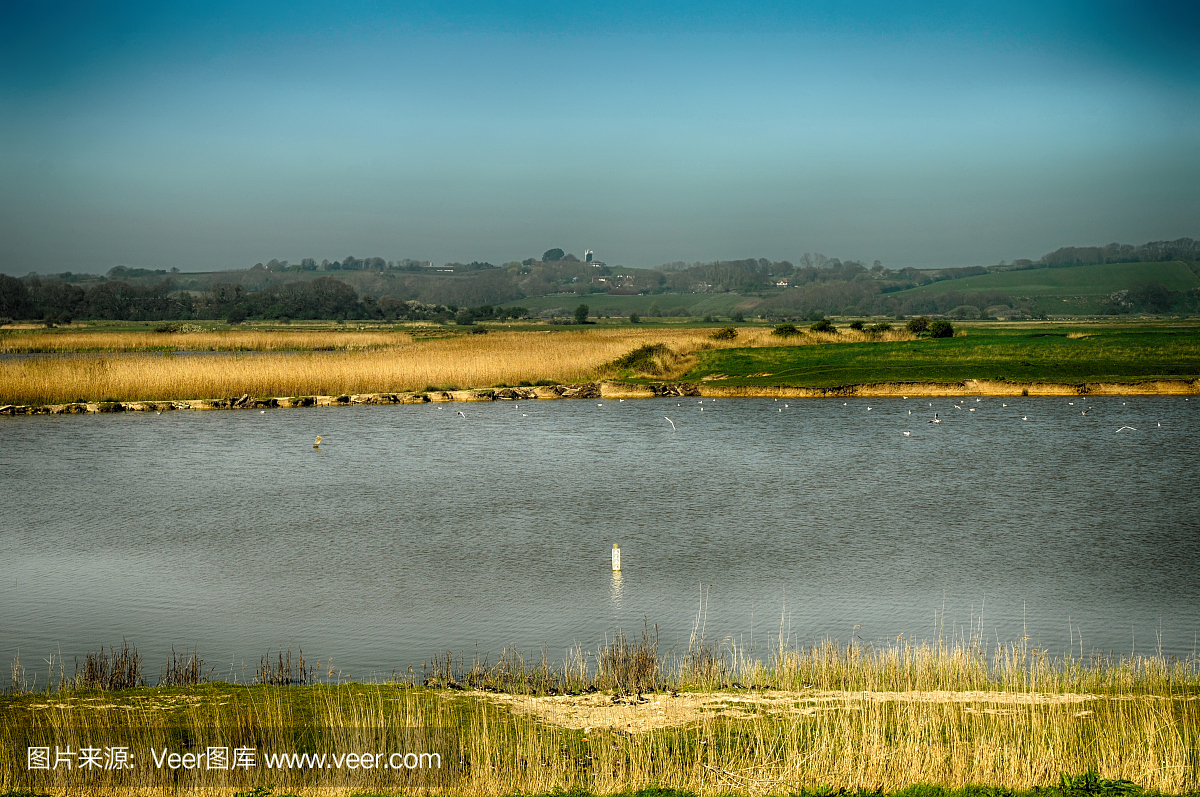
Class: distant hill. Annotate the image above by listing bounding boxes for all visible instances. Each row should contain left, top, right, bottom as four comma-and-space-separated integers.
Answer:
897, 261, 1200, 298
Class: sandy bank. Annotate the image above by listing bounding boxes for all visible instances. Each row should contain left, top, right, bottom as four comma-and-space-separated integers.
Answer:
484, 688, 1109, 734
2, 378, 1196, 415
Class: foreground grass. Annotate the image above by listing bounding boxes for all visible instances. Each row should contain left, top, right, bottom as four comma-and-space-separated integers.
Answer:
4, 639, 1199, 795
3, 680, 1197, 796
687, 326, 1200, 388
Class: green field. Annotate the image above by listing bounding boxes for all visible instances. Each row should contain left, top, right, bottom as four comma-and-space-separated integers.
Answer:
687, 325, 1200, 388
896, 261, 1200, 298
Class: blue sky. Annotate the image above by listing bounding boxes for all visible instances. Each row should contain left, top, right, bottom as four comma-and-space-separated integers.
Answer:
1, 1, 1197, 274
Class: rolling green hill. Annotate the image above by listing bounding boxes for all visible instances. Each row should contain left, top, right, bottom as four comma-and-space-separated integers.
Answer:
896, 260, 1200, 298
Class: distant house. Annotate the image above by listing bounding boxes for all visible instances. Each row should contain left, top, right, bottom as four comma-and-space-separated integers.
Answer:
776, 277, 790, 287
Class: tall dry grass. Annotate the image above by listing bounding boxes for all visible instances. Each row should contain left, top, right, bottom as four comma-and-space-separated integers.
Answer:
0, 328, 413, 353
0, 326, 914, 405
4, 677, 1197, 795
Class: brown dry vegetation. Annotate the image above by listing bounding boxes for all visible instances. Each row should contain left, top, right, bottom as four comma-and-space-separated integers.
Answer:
0, 326, 914, 405
5, 638, 1199, 795
0, 328, 414, 353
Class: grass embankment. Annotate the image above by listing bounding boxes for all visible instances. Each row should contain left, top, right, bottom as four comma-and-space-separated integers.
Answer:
1, 323, 1197, 406
4, 638, 1199, 796
687, 326, 1200, 389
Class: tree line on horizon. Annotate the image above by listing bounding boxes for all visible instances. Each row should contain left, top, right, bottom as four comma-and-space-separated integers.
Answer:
1, 238, 1196, 324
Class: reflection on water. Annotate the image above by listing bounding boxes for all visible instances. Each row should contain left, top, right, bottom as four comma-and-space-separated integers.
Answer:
610, 571, 624, 609
1, 395, 1198, 675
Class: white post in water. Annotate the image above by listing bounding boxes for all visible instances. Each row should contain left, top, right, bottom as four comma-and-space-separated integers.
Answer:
611, 543, 621, 572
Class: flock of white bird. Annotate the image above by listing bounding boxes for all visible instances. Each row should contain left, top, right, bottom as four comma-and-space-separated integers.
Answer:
303, 393, 1183, 446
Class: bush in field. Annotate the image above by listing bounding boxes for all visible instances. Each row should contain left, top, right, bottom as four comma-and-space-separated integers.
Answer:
809, 319, 837, 333
869, 321, 892, 335
772, 323, 802, 337
711, 327, 738, 340
629, 312, 640, 323
731, 311, 745, 322
929, 320, 955, 338
849, 320, 865, 330
906, 316, 931, 334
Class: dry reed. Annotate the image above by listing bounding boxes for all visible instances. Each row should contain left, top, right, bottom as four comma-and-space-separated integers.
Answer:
0, 328, 413, 353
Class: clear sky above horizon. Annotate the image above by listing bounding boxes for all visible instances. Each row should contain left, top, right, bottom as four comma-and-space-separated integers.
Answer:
1, 1, 1197, 275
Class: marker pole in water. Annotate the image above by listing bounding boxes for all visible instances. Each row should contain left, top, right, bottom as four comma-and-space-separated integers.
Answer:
612, 543, 621, 572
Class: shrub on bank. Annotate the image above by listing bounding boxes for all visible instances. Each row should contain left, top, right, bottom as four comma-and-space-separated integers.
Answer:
809, 319, 837, 333
929, 320, 955, 338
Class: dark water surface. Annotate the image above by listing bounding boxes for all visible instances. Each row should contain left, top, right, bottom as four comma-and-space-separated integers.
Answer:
2, 395, 1198, 679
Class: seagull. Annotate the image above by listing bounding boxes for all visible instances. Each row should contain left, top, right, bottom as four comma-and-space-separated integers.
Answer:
1022, 416, 1028, 421
929, 413, 941, 424
522, 413, 527, 417
969, 408, 976, 412
1116, 426, 1136, 433
260, 410, 266, 414
457, 410, 466, 418
313, 436, 323, 448
1002, 403, 1007, 407
903, 431, 911, 436
664, 416, 676, 431
1081, 409, 1088, 416
597, 403, 602, 407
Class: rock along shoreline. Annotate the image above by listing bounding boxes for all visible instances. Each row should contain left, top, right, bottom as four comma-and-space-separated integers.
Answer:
2, 378, 1197, 416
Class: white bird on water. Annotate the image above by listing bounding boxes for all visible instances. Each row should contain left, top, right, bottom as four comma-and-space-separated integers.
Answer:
1022, 416, 1028, 421
457, 410, 466, 418
313, 436, 323, 448
664, 417, 676, 431
903, 431, 911, 436
1116, 426, 1137, 433
929, 413, 941, 424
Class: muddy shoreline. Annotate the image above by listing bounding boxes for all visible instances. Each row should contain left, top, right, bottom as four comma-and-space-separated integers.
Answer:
2, 377, 1197, 415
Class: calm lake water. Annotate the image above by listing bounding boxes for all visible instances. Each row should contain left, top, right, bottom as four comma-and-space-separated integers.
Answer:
2, 395, 1198, 681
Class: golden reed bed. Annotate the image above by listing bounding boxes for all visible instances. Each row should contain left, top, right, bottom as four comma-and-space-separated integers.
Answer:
0, 326, 912, 406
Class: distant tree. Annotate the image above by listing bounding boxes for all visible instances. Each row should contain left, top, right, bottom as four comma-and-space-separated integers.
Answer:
906, 316, 931, 334
226, 307, 246, 324
809, 319, 837, 333
1128, 282, 1174, 313
542, 248, 564, 262
773, 323, 802, 337
929, 320, 954, 338
574, 303, 589, 324
0, 274, 33, 319
731, 311, 745, 322
848, 319, 865, 330
629, 312, 640, 323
